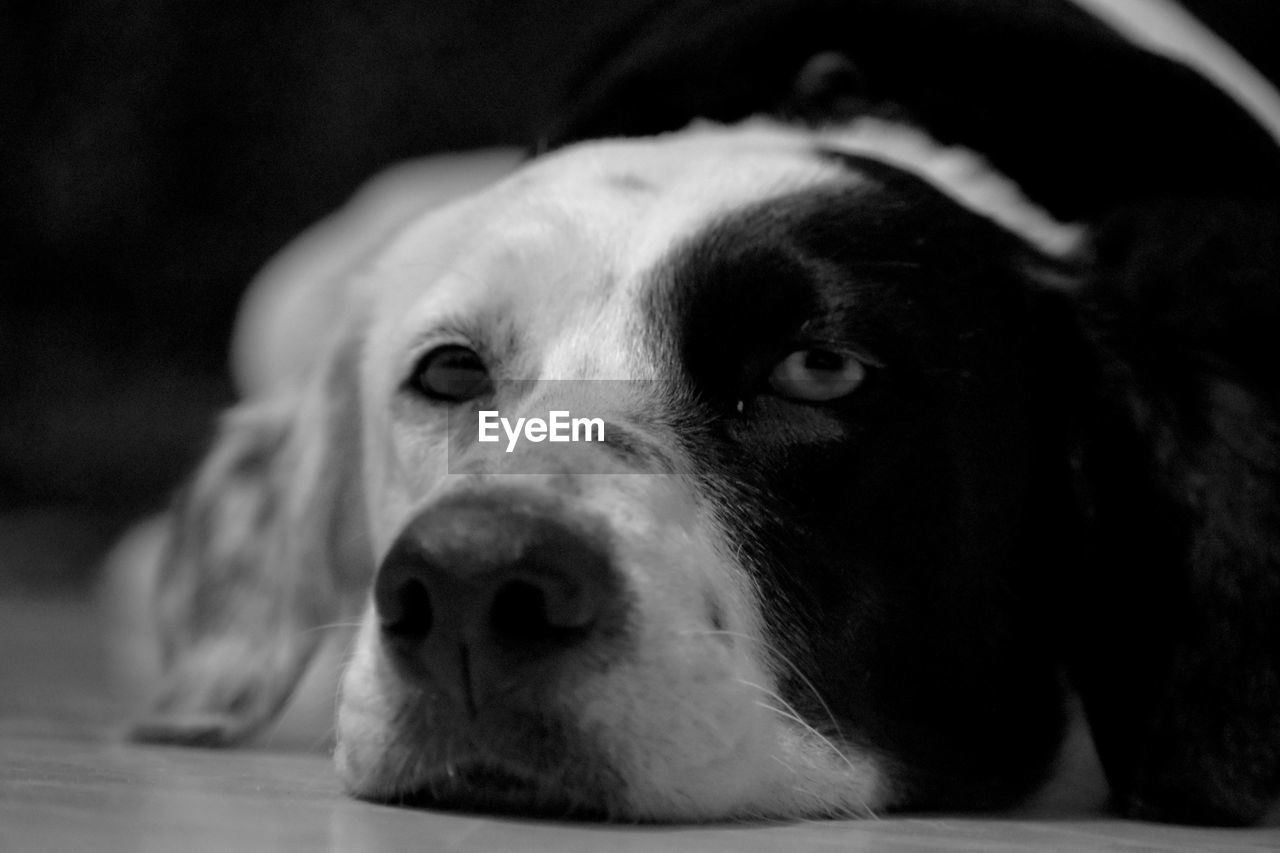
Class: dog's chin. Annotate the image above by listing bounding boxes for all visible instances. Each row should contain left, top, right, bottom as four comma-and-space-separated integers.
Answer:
388, 759, 617, 821
336, 678, 630, 820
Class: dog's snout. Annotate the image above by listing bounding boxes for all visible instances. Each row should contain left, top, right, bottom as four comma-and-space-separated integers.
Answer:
373, 493, 622, 708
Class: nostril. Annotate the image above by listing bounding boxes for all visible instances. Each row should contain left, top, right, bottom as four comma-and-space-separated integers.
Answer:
489, 575, 595, 647
382, 577, 434, 640
490, 580, 550, 642
375, 495, 623, 686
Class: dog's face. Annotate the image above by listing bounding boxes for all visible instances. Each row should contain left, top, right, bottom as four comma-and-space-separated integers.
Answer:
136, 119, 1095, 820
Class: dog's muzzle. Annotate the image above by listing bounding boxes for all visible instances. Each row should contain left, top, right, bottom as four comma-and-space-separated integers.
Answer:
374, 491, 627, 715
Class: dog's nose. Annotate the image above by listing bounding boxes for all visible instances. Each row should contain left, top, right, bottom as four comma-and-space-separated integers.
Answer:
373, 493, 622, 711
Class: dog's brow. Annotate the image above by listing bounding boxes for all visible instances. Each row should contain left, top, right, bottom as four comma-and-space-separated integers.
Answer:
402, 316, 520, 375
597, 421, 676, 472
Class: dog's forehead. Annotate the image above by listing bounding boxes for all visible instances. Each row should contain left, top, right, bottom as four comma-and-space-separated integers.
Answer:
361, 119, 1080, 382
360, 124, 849, 375
375, 117, 1079, 278
378, 122, 850, 283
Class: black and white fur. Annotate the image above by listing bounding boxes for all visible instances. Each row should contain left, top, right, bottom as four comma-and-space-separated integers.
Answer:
106, 0, 1280, 826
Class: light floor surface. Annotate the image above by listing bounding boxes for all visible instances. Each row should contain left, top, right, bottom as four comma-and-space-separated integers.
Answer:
2, 596, 1277, 853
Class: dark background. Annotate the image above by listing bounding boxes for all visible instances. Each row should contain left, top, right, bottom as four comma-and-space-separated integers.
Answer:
1, 0, 1277, 590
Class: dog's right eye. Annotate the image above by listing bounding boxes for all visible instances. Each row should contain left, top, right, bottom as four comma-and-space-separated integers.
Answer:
768, 347, 868, 402
409, 345, 492, 402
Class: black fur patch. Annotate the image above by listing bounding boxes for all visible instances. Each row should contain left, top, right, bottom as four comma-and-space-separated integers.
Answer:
1066, 198, 1280, 824
642, 156, 1090, 809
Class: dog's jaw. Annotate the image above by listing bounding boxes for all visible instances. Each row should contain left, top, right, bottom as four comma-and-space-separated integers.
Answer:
334, 475, 884, 820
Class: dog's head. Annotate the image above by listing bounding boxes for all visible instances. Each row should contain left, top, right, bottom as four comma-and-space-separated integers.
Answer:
126, 103, 1280, 824
335, 119, 1098, 820
132, 117, 1107, 820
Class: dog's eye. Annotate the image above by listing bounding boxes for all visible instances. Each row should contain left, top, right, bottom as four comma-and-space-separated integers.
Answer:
410, 345, 492, 402
768, 348, 866, 402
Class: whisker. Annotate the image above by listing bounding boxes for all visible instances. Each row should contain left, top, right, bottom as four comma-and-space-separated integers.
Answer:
258, 616, 365, 750
308, 626, 362, 752
297, 621, 364, 637
740, 682, 843, 757
674, 626, 878, 818
679, 627, 847, 747
743, 688, 875, 819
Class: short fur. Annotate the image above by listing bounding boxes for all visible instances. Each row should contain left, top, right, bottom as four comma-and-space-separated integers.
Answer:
108, 3, 1280, 827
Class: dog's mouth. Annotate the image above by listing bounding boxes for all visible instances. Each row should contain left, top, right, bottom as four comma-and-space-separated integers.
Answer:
391, 757, 614, 820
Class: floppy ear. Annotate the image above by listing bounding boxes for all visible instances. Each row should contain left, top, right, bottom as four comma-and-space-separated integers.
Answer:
130, 332, 370, 747
1066, 198, 1280, 824
780, 51, 875, 125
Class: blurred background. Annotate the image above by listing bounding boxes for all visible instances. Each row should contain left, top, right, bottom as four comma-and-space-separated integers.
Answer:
1, 0, 617, 592
2, 0, 1277, 593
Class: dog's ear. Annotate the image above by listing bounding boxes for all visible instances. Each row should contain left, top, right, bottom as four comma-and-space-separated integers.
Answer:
1065, 198, 1280, 824
130, 332, 370, 747
781, 51, 874, 125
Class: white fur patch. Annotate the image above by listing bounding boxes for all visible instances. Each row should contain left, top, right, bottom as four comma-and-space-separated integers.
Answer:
1071, 0, 1280, 144
813, 117, 1088, 259
638, 116, 1086, 263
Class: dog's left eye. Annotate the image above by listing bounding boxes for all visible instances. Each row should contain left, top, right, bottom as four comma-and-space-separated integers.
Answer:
768, 348, 867, 402
410, 345, 493, 402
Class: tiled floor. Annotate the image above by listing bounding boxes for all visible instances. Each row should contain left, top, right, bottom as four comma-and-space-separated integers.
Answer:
2, 596, 1277, 852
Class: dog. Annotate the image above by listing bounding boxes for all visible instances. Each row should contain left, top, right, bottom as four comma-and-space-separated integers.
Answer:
106, 1, 1280, 827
